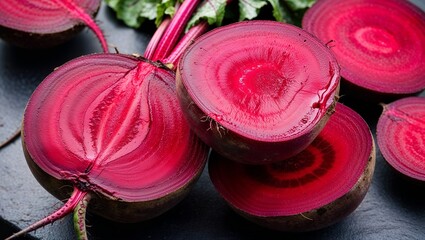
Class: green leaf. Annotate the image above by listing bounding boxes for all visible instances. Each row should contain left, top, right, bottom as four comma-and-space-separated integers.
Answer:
266, 0, 289, 22
283, 0, 316, 11
238, 0, 267, 21
105, 0, 176, 28
155, 0, 177, 26
186, 0, 227, 30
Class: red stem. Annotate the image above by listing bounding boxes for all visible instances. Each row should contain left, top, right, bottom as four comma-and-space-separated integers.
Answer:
6, 187, 87, 240
151, 0, 201, 61
164, 21, 209, 69
144, 18, 171, 59
53, 0, 109, 53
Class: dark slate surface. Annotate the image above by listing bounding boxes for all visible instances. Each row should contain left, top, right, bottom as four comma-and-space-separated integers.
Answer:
1, 1, 425, 240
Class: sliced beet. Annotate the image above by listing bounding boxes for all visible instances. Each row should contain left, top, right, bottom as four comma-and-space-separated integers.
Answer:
209, 103, 375, 231
177, 20, 340, 164
7, 0, 212, 238
11, 53, 208, 239
302, 0, 425, 100
0, 0, 108, 50
377, 96, 425, 181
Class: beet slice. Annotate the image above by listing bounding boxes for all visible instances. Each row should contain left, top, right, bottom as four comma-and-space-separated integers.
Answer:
177, 20, 340, 164
12, 53, 208, 239
209, 103, 375, 231
0, 0, 108, 50
302, 0, 425, 99
377, 97, 425, 181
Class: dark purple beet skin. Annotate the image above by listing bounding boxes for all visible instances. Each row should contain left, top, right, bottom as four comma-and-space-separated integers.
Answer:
302, 0, 425, 101
177, 20, 340, 164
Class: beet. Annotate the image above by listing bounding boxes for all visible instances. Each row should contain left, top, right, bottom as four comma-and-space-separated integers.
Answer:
6, 0, 213, 238
302, 0, 425, 101
377, 96, 425, 181
8, 53, 208, 239
177, 20, 340, 164
208, 103, 375, 232
0, 0, 108, 51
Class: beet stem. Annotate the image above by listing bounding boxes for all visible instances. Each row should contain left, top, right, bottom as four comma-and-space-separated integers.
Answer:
52, 0, 109, 53
144, 18, 172, 59
73, 194, 92, 240
5, 187, 87, 240
151, 0, 201, 61
164, 21, 209, 69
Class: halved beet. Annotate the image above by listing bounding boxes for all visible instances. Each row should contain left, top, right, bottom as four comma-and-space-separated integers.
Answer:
177, 20, 340, 164
302, 0, 425, 100
0, 0, 107, 50
377, 96, 425, 181
209, 103, 375, 231
13, 53, 208, 239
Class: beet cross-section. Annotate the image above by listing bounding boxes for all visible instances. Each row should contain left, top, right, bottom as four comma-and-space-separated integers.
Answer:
12, 54, 208, 240
177, 20, 340, 164
377, 97, 425, 181
209, 103, 376, 231
302, 0, 425, 100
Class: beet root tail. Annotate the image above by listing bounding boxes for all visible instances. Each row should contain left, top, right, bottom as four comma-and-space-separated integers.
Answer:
5, 187, 87, 240
74, 193, 92, 240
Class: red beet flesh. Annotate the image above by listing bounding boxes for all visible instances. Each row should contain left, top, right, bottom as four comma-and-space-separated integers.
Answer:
0, 0, 107, 50
177, 20, 340, 164
209, 103, 375, 231
22, 53, 208, 219
377, 97, 425, 181
302, 0, 425, 98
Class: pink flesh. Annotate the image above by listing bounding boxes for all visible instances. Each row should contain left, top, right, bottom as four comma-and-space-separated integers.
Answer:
0, 0, 108, 52
209, 103, 373, 216
0, 0, 99, 33
302, 0, 425, 94
377, 97, 425, 181
23, 54, 207, 201
178, 20, 339, 141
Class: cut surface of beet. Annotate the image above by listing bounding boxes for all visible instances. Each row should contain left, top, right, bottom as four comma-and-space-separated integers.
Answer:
177, 20, 340, 164
209, 103, 375, 231
23, 53, 208, 203
0, 0, 107, 49
9, 1, 211, 237
377, 97, 425, 181
302, 0, 425, 96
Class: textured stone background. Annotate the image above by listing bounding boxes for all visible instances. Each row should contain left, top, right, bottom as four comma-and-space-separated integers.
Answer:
1, 1, 425, 239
